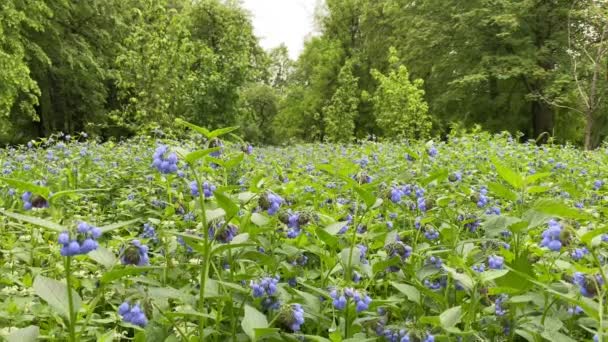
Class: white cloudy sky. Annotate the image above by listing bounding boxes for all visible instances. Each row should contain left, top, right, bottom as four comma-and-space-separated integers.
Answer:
240, 0, 319, 60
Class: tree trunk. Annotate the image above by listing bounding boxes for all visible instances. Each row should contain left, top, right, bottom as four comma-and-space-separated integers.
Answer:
532, 99, 553, 143
584, 113, 593, 150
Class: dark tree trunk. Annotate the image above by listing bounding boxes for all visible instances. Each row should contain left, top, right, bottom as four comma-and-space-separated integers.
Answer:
531, 99, 553, 143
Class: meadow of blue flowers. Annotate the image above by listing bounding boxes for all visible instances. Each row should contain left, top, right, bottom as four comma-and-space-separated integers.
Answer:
0, 124, 607, 341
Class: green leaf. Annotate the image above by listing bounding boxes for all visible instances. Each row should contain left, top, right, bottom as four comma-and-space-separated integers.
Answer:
99, 219, 140, 233
533, 199, 591, 220
340, 247, 361, 268
207, 126, 240, 139
33, 275, 81, 318
241, 305, 268, 341
0, 177, 50, 198
525, 172, 551, 184
439, 305, 462, 329
6, 325, 39, 342
224, 153, 244, 169
213, 191, 239, 219
492, 158, 524, 189
483, 215, 522, 237
88, 246, 117, 268
443, 266, 474, 292
49, 188, 110, 201
0, 209, 66, 232
526, 186, 550, 194
325, 221, 348, 235
480, 269, 509, 282
206, 208, 226, 223
100, 266, 162, 285
175, 118, 210, 136
487, 182, 518, 201
580, 226, 608, 245
184, 148, 221, 163
391, 282, 420, 304
422, 169, 448, 186
353, 185, 376, 207
250, 213, 269, 226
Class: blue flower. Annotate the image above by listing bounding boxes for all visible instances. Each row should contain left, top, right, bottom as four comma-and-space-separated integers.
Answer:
540, 219, 563, 251
593, 180, 603, 190
495, 294, 508, 316
250, 276, 280, 298
571, 247, 589, 261
488, 255, 504, 270
151, 145, 178, 174
59, 222, 101, 256
287, 304, 305, 331
118, 301, 148, 327
121, 240, 150, 266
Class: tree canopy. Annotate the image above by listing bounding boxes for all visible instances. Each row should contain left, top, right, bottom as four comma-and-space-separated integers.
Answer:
1, 0, 607, 148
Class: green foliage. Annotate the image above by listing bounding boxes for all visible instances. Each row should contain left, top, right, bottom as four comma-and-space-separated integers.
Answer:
371, 48, 431, 140
323, 60, 360, 143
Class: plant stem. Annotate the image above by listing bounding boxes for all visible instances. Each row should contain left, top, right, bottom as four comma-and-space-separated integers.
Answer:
65, 257, 76, 342
192, 166, 210, 341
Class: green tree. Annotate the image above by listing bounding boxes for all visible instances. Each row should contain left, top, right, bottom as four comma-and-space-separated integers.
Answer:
371, 47, 431, 140
323, 60, 360, 142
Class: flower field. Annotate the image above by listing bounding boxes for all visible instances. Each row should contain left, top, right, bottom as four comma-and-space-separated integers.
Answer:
0, 124, 607, 342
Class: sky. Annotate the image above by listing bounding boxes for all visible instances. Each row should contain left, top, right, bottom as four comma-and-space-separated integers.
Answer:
240, 0, 319, 60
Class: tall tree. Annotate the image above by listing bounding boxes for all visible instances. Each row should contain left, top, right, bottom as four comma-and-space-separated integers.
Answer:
323, 59, 360, 142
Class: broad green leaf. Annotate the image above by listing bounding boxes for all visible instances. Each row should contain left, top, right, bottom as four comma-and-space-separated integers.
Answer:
33, 275, 81, 318
443, 266, 474, 291
391, 282, 420, 304
250, 213, 269, 226
353, 185, 376, 207
184, 148, 221, 163
175, 118, 210, 136
479, 269, 509, 282
325, 221, 348, 235
241, 305, 268, 341
6, 325, 39, 342
340, 247, 361, 268
49, 188, 110, 201
487, 182, 518, 201
492, 158, 524, 189
422, 169, 448, 186
439, 305, 462, 329
100, 266, 162, 285
526, 185, 550, 194
483, 215, 522, 237
88, 246, 117, 268
224, 153, 244, 169
0, 209, 65, 232
525, 172, 551, 184
99, 219, 140, 233
580, 226, 608, 245
207, 126, 240, 139
206, 208, 226, 223
0, 177, 50, 198
533, 199, 591, 220
213, 191, 239, 219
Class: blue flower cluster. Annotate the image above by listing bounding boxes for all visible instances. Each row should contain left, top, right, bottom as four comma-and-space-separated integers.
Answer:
118, 301, 148, 327
330, 287, 372, 312
573, 272, 604, 297
427, 146, 438, 157
58, 222, 101, 256
286, 212, 301, 238
477, 186, 489, 208
593, 180, 603, 190
390, 185, 412, 203
540, 219, 563, 251
571, 247, 589, 261
250, 276, 279, 298
284, 304, 304, 331
141, 223, 157, 242
121, 239, 149, 266
424, 228, 439, 241
377, 327, 410, 342
472, 264, 486, 273
190, 181, 216, 197
427, 256, 442, 268
22, 191, 48, 210
488, 255, 504, 270
495, 294, 508, 316
151, 145, 178, 174
267, 193, 283, 215
208, 222, 238, 243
